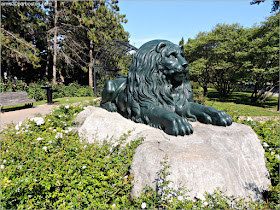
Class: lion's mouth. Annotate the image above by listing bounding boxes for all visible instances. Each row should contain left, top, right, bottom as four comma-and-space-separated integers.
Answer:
177, 72, 186, 77
175, 71, 187, 78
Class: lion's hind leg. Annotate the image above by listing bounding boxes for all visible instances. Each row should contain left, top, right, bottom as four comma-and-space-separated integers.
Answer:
100, 77, 127, 112
100, 80, 118, 112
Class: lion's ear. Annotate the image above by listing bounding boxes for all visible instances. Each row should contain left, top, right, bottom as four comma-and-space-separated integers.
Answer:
155, 42, 166, 53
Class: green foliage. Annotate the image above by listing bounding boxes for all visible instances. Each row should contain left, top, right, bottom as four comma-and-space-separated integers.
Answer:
192, 89, 207, 105
1, 79, 29, 92
185, 14, 279, 100
1, 5, 47, 81
48, 0, 129, 86
245, 13, 279, 102
1, 103, 143, 209
1, 1, 129, 85
186, 23, 249, 98
1, 79, 94, 101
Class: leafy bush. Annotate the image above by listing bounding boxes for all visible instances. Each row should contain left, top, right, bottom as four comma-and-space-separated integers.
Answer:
1, 79, 29, 93
1, 102, 143, 209
1, 79, 94, 101
27, 80, 47, 101
193, 89, 207, 105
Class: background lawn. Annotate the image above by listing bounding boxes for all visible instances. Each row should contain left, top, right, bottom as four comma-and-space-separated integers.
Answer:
34, 96, 96, 105
201, 89, 279, 116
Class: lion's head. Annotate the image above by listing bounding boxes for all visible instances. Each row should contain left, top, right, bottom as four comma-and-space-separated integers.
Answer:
126, 40, 193, 124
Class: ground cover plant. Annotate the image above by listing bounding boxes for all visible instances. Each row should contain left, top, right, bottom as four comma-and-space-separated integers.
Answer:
1, 101, 143, 209
1, 100, 279, 209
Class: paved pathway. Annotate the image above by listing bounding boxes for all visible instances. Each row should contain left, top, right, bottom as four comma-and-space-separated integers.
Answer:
0, 98, 101, 132
0, 104, 57, 131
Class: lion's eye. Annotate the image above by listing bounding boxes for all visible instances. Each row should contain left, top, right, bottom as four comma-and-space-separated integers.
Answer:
168, 53, 176, 58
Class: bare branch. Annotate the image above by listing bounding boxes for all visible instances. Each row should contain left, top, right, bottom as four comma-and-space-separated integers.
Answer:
2, 28, 36, 52
59, 49, 85, 69
62, 45, 89, 66
3, 45, 30, 62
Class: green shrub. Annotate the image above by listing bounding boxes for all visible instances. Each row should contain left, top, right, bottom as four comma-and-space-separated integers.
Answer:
1, 79, 94, 101
193, 90, 207, 105
1, 79, 29, 93
1, 103, 143, 209
27, 81, 47, 100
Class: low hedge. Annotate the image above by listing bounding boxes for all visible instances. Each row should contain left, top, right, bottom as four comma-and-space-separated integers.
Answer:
1, 80, 94, 101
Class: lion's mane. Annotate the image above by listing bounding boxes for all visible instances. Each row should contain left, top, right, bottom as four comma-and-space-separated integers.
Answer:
125, 40, 192, 127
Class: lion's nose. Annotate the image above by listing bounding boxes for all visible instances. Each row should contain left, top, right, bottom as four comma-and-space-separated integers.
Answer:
182, 62, 188, 69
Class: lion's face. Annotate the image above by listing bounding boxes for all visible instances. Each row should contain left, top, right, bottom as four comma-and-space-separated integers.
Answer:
157, 44, 189, 83
126, 40, 193, 119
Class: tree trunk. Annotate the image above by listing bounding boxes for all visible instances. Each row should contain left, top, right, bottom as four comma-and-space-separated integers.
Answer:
251, 85, 258, 102
89, 39, 94, 87
6, 57, 12, 81
203, 86, 208, 96
277, 94, 279, 111
52, 0, 58, 84
46, 42, 50, 78
59, 69, 65, 82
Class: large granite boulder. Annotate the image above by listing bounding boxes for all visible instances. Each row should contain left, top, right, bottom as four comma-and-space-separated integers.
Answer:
76, 106, 271, 201
75, 106, 154, 143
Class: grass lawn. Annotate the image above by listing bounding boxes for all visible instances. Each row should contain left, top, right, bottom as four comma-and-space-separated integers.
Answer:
206, 100, 279, 116
34, 96, 96, 105
200, 89, 279, 116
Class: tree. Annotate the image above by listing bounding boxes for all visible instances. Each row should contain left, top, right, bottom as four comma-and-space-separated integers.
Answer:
1, 0, 129, 87
179, 37, 184, 46
52, 0, 58, 83
185, 32, 213, 96
185, 24, 249, 97
250, 1, 279, 13
208, 23, 249, 97
68, 0, 129, 87
245, 13, 279, 102
48, 0, 129, 87
1, 5, 47, 82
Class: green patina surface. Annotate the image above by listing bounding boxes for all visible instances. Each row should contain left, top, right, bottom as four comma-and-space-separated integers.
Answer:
101, 40, 232, 136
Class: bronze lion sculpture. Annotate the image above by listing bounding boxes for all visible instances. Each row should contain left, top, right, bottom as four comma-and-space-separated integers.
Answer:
100, 40, 232, 136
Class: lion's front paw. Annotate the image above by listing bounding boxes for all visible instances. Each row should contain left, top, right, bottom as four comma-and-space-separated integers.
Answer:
100, 102, 117, 112
163, 113, 193, 136
199, 108, 233, 126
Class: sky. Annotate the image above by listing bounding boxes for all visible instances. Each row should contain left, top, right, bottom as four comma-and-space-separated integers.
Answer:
118, 0, 275, 48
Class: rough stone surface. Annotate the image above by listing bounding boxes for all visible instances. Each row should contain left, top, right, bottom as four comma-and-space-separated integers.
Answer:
77, 106, 271, 201
76, 106, 155, 143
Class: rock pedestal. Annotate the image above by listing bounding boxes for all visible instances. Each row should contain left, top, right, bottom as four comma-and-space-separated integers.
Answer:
76, 106, 271, 201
